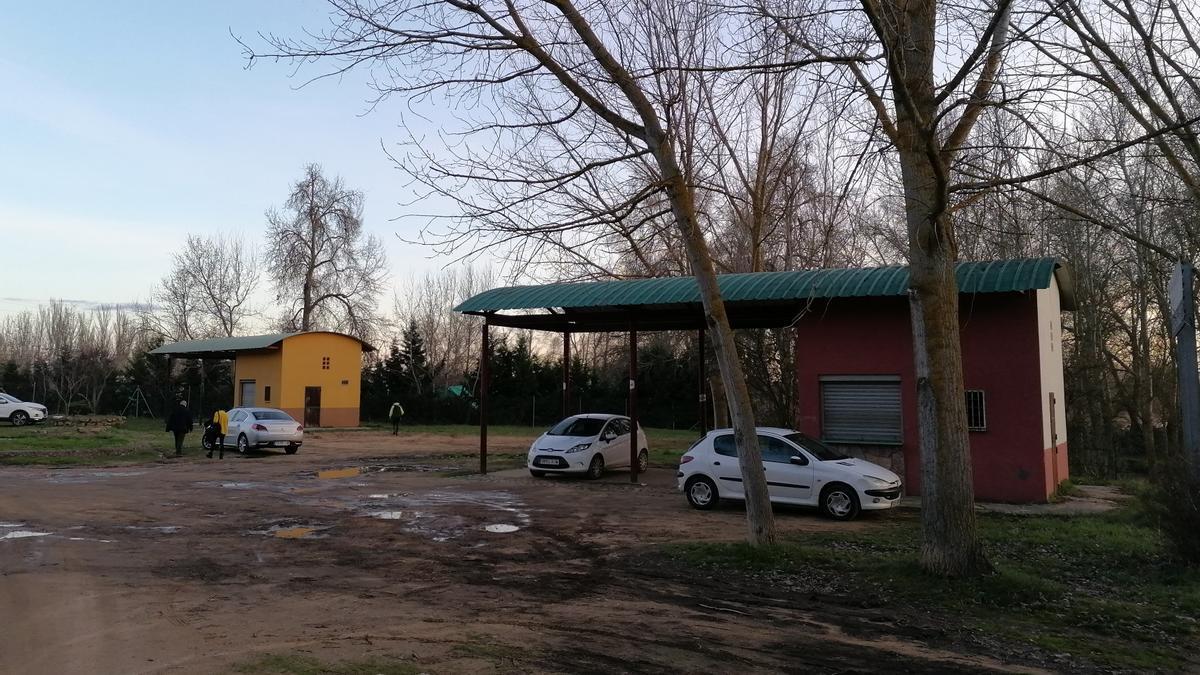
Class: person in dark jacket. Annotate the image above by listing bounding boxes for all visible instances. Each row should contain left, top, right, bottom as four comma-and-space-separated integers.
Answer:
388, 401, 405, 435
165, 400, 194, 456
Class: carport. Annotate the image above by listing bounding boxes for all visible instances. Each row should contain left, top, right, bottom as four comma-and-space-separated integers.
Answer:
454, 261, 1007, 482
454, 257, 1074, 503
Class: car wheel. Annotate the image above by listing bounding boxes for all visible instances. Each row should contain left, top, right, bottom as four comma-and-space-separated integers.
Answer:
529, 469, 546, 478
685, 476, 719, 510
201, 435, 213, 451
820, 483, 861, 521
10, 410, 28, 427
637, 449, 649, 473
285, 444, 299, 455
586, 455, 604, 480
237, 434, 250, 455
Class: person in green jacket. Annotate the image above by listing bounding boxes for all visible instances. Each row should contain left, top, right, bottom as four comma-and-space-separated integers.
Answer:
388, 401, 405, 435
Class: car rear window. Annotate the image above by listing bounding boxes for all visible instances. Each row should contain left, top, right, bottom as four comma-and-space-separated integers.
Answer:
713, 434, 737, 457
253, 410, 293, 421
548, 417, 606, 437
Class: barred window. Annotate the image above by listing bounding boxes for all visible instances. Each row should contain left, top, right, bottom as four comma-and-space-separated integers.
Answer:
321, 356, 331, 370
966, 390, 987, 431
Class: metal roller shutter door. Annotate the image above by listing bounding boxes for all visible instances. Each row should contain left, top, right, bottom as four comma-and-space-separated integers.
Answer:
820, 378, 902, 444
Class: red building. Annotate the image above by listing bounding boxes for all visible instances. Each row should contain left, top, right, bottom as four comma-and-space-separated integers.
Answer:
793, 263, 1074, 503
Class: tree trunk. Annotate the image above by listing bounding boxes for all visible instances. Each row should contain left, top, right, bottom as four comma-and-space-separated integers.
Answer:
900, 153, 989, 575
658, 153, 775, 545
709, 374, 730, 428
908, 254, 989, 576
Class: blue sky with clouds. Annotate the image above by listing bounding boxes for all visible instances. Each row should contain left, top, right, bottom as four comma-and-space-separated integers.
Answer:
0, 1, 457, 317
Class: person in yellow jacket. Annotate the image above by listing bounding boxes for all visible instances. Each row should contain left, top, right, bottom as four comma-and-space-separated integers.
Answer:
206, 409, 229, 459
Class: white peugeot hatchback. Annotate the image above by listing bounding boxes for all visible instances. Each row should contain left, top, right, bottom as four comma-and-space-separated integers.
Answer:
677, 427, 902, 520
528, 414, 649, 479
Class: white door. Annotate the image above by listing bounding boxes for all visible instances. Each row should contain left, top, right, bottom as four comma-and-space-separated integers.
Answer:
224, 410, 246, 447
0, 395, 14, 420
710, 434, 745, 498
600, 419, 630, 466
760, 434, 815, 504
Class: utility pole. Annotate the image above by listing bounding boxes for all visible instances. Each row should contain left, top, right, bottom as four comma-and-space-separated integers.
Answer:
1169, 262, 1200, 478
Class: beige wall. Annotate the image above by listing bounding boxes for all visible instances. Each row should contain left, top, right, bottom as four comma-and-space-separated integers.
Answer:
1036, 278, 1069, 492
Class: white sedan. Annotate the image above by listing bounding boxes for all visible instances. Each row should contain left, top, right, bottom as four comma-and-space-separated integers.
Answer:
677, 427, 902, 520
528, 414, 648, 479
0, 393, 47, 426
222, 407, 304, 454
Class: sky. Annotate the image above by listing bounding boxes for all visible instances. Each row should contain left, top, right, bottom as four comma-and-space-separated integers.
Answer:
0, 1, 466, 320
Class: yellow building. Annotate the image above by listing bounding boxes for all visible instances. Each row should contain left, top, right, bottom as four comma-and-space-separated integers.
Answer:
150, 332, 374, 427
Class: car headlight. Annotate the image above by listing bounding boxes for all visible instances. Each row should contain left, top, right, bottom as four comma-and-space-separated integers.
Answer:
863, 474, 895, 486
565, 442, 592, 453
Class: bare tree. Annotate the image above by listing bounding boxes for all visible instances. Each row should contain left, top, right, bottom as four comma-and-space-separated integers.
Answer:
265, 163, 388, 338
245, 0, 785, 544
149, 263, 205, 343
393, 265, 496, 388
178, 234, 260, 337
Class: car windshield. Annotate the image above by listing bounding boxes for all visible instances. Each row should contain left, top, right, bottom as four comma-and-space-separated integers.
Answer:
547, 417, 607, 437
785, 433, 849, 461
252, 410, 293, 421
1, 394, 19, 403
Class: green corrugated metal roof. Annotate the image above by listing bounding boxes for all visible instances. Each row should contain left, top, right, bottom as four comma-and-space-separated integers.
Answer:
148, 333, 294, 355
454, 258, 1072, 313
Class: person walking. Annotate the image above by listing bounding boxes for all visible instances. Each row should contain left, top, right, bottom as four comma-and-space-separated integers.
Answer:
165, 400, 194, 457
388, 401, 405, 435
207, 408, 229, 459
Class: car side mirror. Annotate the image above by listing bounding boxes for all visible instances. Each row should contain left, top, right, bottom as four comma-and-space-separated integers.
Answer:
602, 432, 615, 442
790, 455, 807, 465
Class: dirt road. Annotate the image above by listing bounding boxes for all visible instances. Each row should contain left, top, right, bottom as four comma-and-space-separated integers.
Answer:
0, 431, 1037, 674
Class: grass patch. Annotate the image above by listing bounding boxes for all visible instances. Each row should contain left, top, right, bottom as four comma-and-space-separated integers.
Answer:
234, 653, 419, 675
0, 416, 194, 466
662, 507, 1200, 671
368, 423, 702, 467
450, 636, 530, 662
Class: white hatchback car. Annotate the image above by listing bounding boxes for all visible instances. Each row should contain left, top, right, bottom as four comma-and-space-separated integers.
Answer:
221, 407, 304, 454
0, 393, 48, 426
528, 414, 649, 479
677, 427, 902, 520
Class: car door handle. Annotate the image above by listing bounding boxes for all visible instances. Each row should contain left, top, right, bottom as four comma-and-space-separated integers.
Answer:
713, 461, 721, 466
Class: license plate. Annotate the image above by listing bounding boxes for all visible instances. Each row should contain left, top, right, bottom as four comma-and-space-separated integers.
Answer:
534, 457, 563, 467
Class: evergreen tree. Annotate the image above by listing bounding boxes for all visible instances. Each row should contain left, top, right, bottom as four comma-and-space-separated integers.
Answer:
0, 361, 32, 401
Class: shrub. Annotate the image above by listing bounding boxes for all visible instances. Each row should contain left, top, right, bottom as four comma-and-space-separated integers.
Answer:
1145, 466, 1200, 564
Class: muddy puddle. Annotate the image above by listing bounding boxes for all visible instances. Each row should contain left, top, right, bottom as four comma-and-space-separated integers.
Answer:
125, 525, 182, 534
44, 470, 148, 484
250, 523, 331, 539
310, 463, 451, 480
355, 490, 532, 542
1, 530, 51, 540
0, 522, 50, 541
